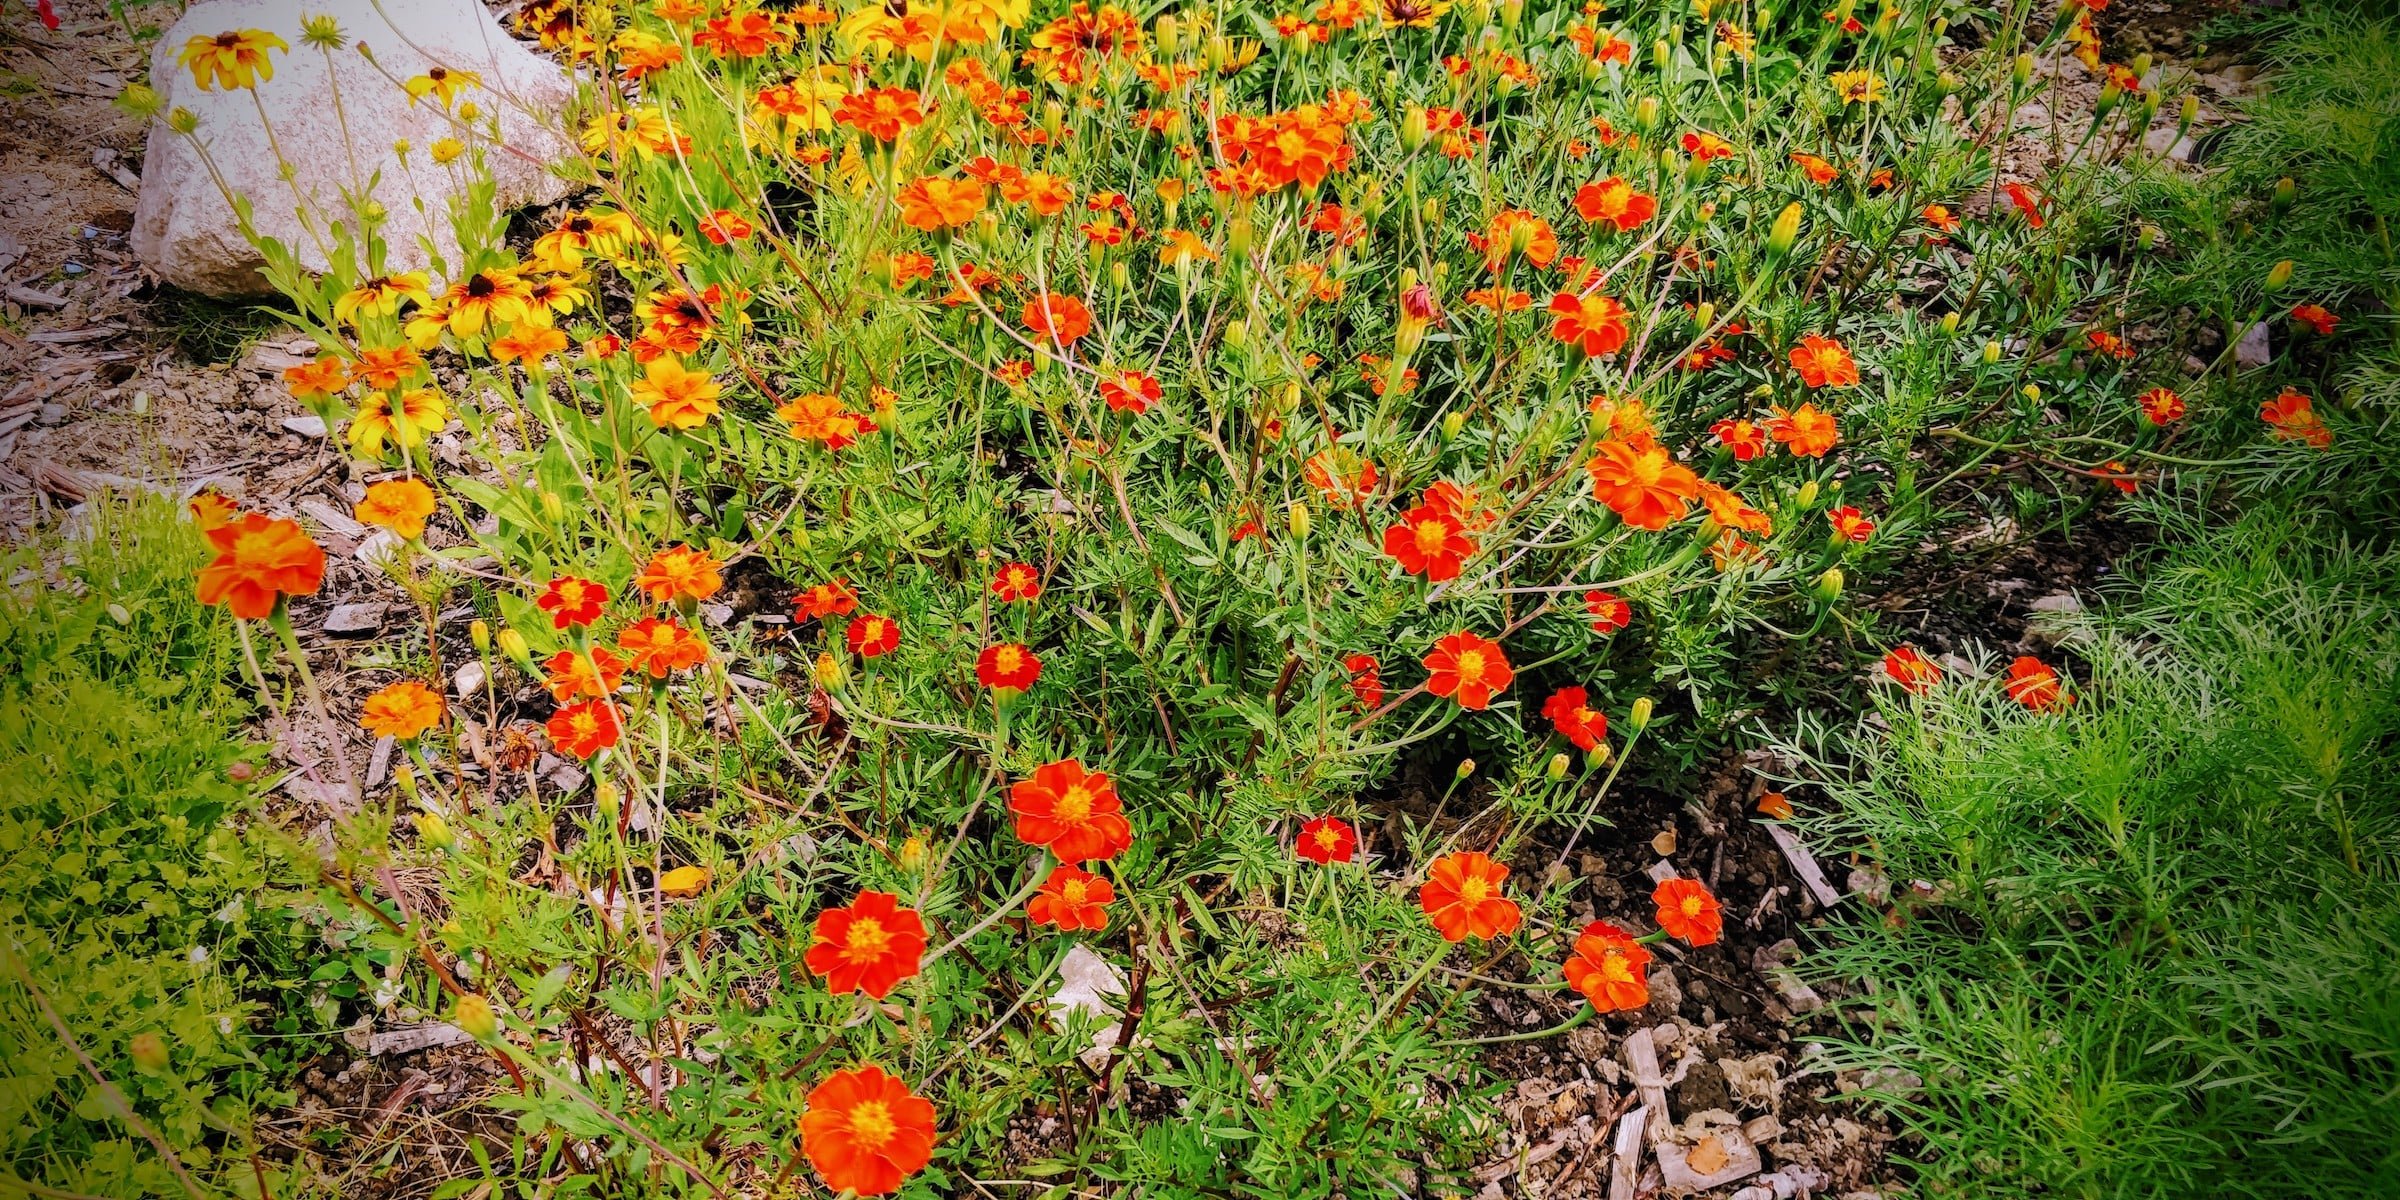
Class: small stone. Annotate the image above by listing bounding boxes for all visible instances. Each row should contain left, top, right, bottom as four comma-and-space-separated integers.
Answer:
452, 661, 486, 699
355, 529, 403, 566
282, 415, 328, 438
2029, 592, 2085, 615
323, 603, 384, 635
35, 404, 69, 427
2236, 321, 2272, 369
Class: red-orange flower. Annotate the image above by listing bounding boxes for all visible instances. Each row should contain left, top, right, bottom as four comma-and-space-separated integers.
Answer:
1296, 816, 1357, 864
188, 491, 238, 533
1712, 417, 1767, 461
1787, 334, 1858, 388
975, 642, 1041, 691
1344, 652, 1384, 711
833, 86, 924, 141
546, 699, 622, 759
805, 891, 927, 999
898, 176, 987, 231
1423, 631, 1513, 710
1572, 176, 1656, 232
2291, 303, 2338, 336
2260, 388, 2332, 449
1098, 369, 1161, 415
619, 617, 708, 676
2004, 655, 2069, 711
799, 1064, 936, 1197
846, 614, 901, 658
1562, 920, 1651, 1012
1828, 505, 1875, 543
1587, 439, 1702, 531
1542, 686, 1609, 752
2138, 387, 2185, 426
195, 513, 326, 619
795, 579, 858, 620
1791, 151, 1840, 185
987, 564, 1042, 604
1011, 759, 1132, 863
1419, 851, 1521, 942
1547, 291, 1631, 357
1382, 503, 1475, 582
1584, 589, 1631, 633
1023, 292, 1092, 348
2003, 181, 2046, 228
360, 680, 444, 740
1652, 878, 1723, 946
542, 646, 628, 702
1026, 864, 1113, 931
1883, 645, 1940, 693
634, 545, 722, 605
537, 575, 608, 629
1766, 403, 1840, 457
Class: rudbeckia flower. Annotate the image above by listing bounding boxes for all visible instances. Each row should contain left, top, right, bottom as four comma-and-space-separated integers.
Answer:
177, 28, 287, 91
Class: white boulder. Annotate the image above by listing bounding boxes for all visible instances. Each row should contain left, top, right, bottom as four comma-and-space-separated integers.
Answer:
133, 0, 579, 297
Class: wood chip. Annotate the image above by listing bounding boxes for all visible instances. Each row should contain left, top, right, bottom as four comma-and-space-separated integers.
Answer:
1765, 822, 1845, 909
1607, 1104, 1649, 1200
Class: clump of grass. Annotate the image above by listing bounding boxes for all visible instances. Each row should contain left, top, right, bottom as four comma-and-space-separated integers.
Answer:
150, 288, 287, 365
1770, 501, 2400, 1199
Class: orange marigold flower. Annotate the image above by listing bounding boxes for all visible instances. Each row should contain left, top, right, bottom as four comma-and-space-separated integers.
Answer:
1098, 369, 1161, 415
1711, 417, 1768, 461
619, 617, 708, 676
990, 562, 1042, 603
1303, 447, 1379, 508
2260, 388, 2332, 449
536, 575, 608, 629
634, 545, 723, 605
1542, 686, 1609, 751
835, 86, 924, 140
693, 10, 790, 56
546, 699, 622, 759
975, 642, 1041, 691
1828, 505, 1875, 543
1419, 851, 1521, 942
795, 579, 858, 620
1026, 864, 1113, 931
360, 680, 444, 740
2002, 181, 2046, 228
2003, 655, 2069, 711
1423, 630, 1513, 711
805, 891, 927, 999
776, 392, 877, 450
543, 646, 628, 702
1787, 334, 1858, 388
1681, 131, 1733, 161
846, 613, 901, 658
283, 354, 349, 400
1010, 759, 1132, 863
898, 175, 988, 231
2291, 303, 2338, 336
1022, 292, 1093, 348
2137, 387, 2185, 426
195, 513, 325, 619
1653, 878, 1723, 946
1922, 203, 1960, 233
1344, 652, 1384, 711
188, 491, 238, 533
351, 345, 423, 391
1382, 503, 1475, 582
1766, 403, 1840, 457
1790, 152, 1839, 185
1296, 816, 1357, 864
1584, 589, 1632, 633
630, 356, 722, 430
1547, 290, 1631, 357
1562, 920, 1651, 1012
1883, 645, 1941, 693
1572, 176, 1657, 232
799, 1064, 936, 1196
356, 477, 436, 540
699, 208, 754, 244
1586, 439, 1702, 531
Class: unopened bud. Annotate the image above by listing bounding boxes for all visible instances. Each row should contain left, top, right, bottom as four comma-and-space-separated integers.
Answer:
596, 781, 621, 819
1500, 0, 1523, 29
1652, 39, 1671, 71
1628, 697, 1654, 731
1227, 215, 1254, 259
413, 809, 454, 850
1814, 566, 1845, 602
2137, 224, 2159, 251
2264, 259, 2293, 292
2012, 53, 2034, 89
540, 491, 565, 525
1155, 14, 1178, 56
1224, 319, 1248, 349
1547, 752, 1571, 781
1455, 758, 1476, 780
1586, 743, 1613, 769
469, 619, 491, 654
1286, 500, 1311, 538
1441, 410, 1466, 440
1982, 340, 2003, 365
496, 627, 532, 670
1634, 96, 1659, 129
897, 834, 930, 871
1693, 300, 1716, 331
813, 650, 847, 688
1795, 479, 1820, 509
1940, 311, 1960, 335
2272, 177, 2296, 211
1767, 203, 1803, 257
1400, 105, 1428, 152
2094, 81, 2122, 121
453, 993, 498, 1041
2022, 383, 2042, 402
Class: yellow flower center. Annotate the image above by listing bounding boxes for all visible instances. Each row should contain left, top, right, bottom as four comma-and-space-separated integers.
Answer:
1682, 895, 1705, 917
1060, 880, 1089, 904
992, 646, 1023, 674
843, 916, 892, 959
1412, 519, 1451, 556
1453, 649, 1486, 683
1054, 784, 1094, 822
1600, 949, 1635, 983
846, 1099, 898, 1149
1455, 876, 1491, 904
1313, 827, 1342, 851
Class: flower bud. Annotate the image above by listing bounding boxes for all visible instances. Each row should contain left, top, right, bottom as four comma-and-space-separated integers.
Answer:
1227, 215, 1254, 260
129, 1031, 171, 1074
897, 834, 930, 871
1693, 300, 1716, 331
1935, 69, 1961, 96
470, 619, 491, 654
1441, 410, 1467, 440
1586, 743, 1613, 770
813, 650, 847, 688
2136, 224, 2159, 251
453, 993, 498, 1041
496, 627, 532, 671
2022, 383, 2042, 403
1982, 339, 2003, 365
1628, 697, 1654, 731
1155, 14, 1177, 55
596, 781, 621, 820
1500, 0, 1523, 30
1795, 479, 1820, 509
1653, 39, 1671, 71
1400, 105, 1429, 152
2272, 177, 2296, 212
1287, 500, 1311, 538
1814, 566, 1845, 602
1634, 96, 1660, 129
2177, 94, 2199, 138
540, 490, 565, 525
1111, 260, 1129, 290
2012, 53, 2034, 89
2265, 259, 2293, 292
1224, 319, 1248, 350
1940, 311, 1960, 336
2130, 53, 2152, 82
1455, 758, 1476, 780
413, 809, 454, 850
1766, 202, 1803, 258
1546, 752, 1571, 782
2094, 80, 2122, 121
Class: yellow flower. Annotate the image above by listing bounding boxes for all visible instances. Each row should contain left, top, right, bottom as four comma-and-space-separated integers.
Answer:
442, 268, 533, 338
335, 272, 432, 325
347, 387, 451, 459
430, 137, 467, 164
403, 300, 453, 350
1378, 0, 1451, 29
177, 29, 288, 91
403, 65, 482, 108
629, 357, 723, 431
1829, 69, 1885, 104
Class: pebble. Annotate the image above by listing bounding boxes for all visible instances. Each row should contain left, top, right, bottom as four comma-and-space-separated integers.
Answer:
282, 415, 328, 437
323, 602, 385, 635
452, 661, 486, 699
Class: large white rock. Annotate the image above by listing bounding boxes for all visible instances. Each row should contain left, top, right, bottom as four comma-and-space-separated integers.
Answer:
134, 0, 578, 297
